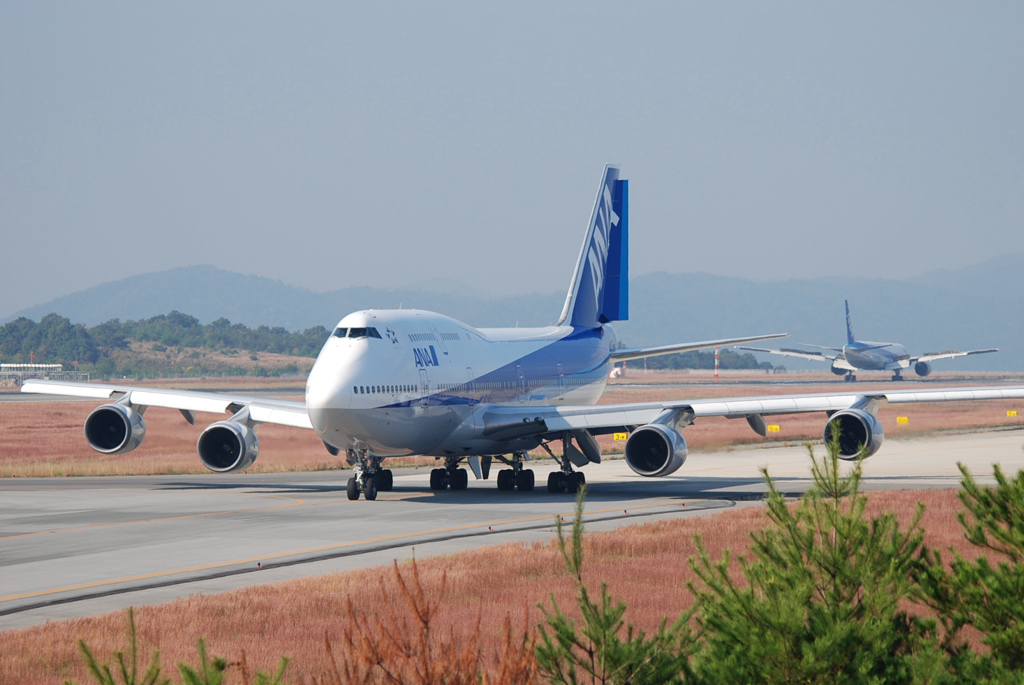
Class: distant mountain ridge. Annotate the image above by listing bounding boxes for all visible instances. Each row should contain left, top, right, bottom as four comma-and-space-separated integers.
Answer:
5, 255, 1023, 370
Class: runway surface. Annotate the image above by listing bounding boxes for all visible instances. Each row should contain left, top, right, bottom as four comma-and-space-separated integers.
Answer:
3, 428, 1024, 631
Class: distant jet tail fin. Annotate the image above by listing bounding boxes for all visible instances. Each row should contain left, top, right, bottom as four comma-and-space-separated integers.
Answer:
556, 165, 629, 328
845, 300, 856, 344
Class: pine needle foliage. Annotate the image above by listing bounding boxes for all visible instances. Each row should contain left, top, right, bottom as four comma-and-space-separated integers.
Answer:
536, 486, 695, 685
66, 607, 290, 685
65, 607, 168, 685
687, 430, 940, 685
917, 462, 1024, 682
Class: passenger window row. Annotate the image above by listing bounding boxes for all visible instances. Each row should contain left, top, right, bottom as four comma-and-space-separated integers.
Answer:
355, 384, 418, 395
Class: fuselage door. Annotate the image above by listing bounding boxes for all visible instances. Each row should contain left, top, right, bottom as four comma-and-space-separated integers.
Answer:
418, 368, 430, 406
466, 367, 476, 405
516, 364, 526, 404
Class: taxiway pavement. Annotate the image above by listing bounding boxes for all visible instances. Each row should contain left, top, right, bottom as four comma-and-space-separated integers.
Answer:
2, 428, 1023, 630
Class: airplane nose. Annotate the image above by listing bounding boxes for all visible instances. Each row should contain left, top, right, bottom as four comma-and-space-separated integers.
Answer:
305, 363, 351, 434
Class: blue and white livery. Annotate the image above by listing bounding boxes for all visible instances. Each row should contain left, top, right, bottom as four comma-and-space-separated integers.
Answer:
740, 300, 999, 382
23, 167, 1024, 501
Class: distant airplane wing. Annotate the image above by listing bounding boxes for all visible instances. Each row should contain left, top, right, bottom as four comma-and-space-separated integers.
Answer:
737, 346, 842, 363
796, 343, 845, 352
913, 349, 999, 364
20, 379, 312, 429
482, 385, 1024, 438
611, 333, 788, 363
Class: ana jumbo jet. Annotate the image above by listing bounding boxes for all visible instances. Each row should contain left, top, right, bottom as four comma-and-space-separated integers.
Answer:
21, 166, 1024, 500
739, 301, 998, 382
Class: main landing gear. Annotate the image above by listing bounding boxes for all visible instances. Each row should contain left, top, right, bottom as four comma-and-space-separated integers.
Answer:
844, 373, 858, 382
495, 451, 535, 492
890, 372, 905, 382
429, 456, 469, 491
345, 450, 393, 501
540, 440, 586, 494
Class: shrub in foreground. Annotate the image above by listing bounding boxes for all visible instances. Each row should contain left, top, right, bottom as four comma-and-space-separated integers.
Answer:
536, 488, 695, 685
688, 434, 947, 684
918, 463, 1024, 683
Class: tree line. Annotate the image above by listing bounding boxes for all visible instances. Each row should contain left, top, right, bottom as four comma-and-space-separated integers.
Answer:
0, 312, 330, 365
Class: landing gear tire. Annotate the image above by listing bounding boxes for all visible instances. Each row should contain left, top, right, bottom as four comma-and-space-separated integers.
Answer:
516, 469, 535, 492
375, 469, 394, 492
547, 471, 566, 493
450, 467, 469, 491
363, 473, 378, 501
429, 468, 448, 491
346, 476, 360, 501
497, 469, 515, 491
891, 374, 904, 382
567, 471, 586, 494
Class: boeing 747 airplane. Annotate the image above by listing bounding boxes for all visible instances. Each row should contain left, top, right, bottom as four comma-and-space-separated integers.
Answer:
21, 166, 1024, 500
739, 301, 998, 382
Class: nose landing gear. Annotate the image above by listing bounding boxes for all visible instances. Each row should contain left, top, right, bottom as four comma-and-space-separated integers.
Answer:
345, 449, 393, 501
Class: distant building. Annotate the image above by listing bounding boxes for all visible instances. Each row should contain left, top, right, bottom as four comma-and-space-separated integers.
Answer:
0, 363, 90, 387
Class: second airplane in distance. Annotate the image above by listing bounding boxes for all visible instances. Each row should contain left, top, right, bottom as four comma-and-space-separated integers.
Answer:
740, 300, 998, 382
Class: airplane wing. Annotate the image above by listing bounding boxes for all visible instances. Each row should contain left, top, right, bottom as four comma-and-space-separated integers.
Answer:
611, 333, 788, 363
737, 346, 844, 364
913, 348, 1000, 364
20, 379, 312, 429
482, 385, 1024, 438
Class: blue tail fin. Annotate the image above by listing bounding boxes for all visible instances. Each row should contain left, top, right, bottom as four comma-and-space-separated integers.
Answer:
845, 300, 856, 344
556, 165, 628, 328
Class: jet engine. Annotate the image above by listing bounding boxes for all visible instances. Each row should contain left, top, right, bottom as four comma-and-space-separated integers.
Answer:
84, 403, 146, 455
823, 408, 884, 459
914, 361, 932, 377
830, 364, 847, 376
197, 421, 259, 472
624, 424, 687, 477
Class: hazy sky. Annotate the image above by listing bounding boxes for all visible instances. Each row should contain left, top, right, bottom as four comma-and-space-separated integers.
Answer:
2, 2, 1022, 319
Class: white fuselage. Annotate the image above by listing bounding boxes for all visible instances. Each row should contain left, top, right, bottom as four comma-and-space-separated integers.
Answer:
842, 341, 911, 371
304, 309, 616, 458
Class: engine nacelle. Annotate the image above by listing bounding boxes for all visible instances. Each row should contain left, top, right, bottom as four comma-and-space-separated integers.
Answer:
830, 364, 848, 376
914, 361, 932, 377
624, 424, 687, 477
197, 421, 259, 472
823, 408, 884, 460
84, 404, 146, 455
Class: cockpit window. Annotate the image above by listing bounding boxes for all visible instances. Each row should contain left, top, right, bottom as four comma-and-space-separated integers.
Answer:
333, 327, 348, 338
348, 327, 382, 339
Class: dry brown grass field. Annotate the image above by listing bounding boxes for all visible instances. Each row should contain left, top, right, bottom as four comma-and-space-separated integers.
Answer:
2, 372, 1021, 477
0, 487, 985, 684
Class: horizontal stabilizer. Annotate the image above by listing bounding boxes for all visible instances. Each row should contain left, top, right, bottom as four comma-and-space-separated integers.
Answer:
797, 343, 845, 352
612, 333, 787, 363
738, 346, 838, 363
